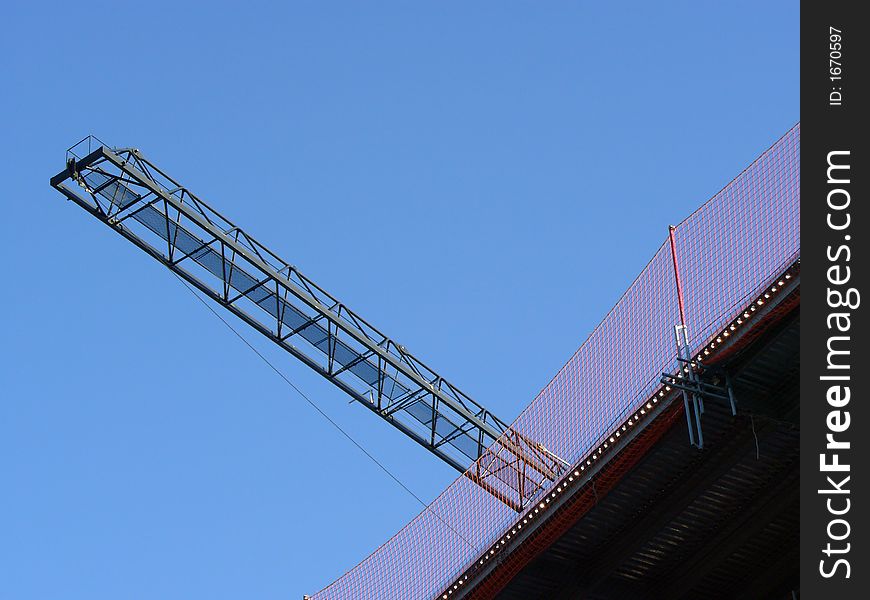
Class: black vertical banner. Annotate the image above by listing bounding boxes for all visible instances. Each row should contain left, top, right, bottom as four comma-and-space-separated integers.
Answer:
801, 2, 869, 598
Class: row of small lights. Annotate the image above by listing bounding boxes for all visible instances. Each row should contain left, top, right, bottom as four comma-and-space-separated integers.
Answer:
691, 265, 797, 370
440, 264, 799, 599
441, 391, 674, 597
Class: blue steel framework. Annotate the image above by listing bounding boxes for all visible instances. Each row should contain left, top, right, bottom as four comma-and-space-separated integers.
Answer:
49, 138, 564, 514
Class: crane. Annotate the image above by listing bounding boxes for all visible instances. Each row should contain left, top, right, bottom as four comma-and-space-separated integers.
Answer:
50, 136, 565, 512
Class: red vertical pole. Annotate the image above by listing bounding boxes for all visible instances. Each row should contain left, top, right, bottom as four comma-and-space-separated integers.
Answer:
668, 225, 687, 328
669, 224, 703, 447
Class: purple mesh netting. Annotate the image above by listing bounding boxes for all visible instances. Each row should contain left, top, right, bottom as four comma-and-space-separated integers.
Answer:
312, 124, 800, 600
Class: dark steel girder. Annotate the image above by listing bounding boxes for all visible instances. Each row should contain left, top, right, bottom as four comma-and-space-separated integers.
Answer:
50, 136, 563, 511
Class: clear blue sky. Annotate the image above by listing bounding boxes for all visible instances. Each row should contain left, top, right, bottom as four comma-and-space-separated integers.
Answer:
1, 2, 797, 598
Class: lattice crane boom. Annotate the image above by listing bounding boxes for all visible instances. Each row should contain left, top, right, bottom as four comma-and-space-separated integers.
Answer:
50, 137, 564, 511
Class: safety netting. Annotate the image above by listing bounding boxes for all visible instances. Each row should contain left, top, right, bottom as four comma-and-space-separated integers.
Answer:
311, 123, 800, 599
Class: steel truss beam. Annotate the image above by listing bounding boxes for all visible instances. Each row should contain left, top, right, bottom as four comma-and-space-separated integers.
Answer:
50, 136, 562, 511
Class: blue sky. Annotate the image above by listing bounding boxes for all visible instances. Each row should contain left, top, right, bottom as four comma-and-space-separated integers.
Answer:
1, 2, 797, 598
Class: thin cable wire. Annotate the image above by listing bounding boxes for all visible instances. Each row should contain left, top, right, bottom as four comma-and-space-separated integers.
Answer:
750, 414, 760, 460
169, 271, 482, 554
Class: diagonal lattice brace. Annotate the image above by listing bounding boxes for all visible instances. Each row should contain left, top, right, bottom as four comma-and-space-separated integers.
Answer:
50, 136, 563, 511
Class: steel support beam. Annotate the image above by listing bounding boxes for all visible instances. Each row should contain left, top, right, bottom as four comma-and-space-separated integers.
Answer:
50, 137, 562, 511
